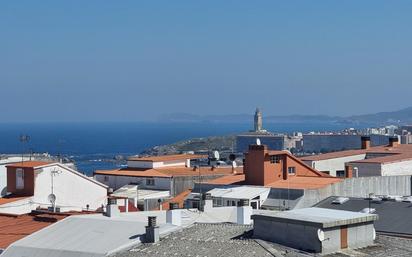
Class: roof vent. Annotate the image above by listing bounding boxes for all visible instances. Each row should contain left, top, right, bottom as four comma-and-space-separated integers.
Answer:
370, 196, 382, 203
402, 196, 412, 203
386, 195, 403, 202
332, 197, 349, 204
360, 208, 376, 214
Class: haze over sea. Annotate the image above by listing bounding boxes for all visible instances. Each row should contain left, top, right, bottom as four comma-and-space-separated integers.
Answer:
0, 122, 349, 175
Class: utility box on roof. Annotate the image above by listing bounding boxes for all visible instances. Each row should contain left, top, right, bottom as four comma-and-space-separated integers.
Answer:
252, 207, 378, 254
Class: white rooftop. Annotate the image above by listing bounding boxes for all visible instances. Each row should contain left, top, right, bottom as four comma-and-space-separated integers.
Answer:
208, 186, 270, 200
1, 205, 252, 257
252, 207, 378, 228
113, 185, 170, 200
1, 211, 178, 257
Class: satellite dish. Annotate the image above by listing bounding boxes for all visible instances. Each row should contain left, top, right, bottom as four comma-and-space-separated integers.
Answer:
256, 138, 261, 145
48, 194, 56, 204
317, 229, 325, 241
232, 161, 237, 168
212, 151, 220, 160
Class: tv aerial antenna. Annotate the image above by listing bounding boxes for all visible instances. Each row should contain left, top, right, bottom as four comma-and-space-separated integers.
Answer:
50, 167, 62, 212
19, 134, 30, 163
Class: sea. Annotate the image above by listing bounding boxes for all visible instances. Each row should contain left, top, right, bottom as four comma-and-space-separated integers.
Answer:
0, 122, 350, 175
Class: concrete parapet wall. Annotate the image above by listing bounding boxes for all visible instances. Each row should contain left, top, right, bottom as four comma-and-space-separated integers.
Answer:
295, 175, 412, 209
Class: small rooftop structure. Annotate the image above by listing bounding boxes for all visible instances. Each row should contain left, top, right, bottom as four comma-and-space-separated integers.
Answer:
252, 207, 377, 254
1, 161, 108, 215
208, 186, 270, 200
126, 154, 206, 169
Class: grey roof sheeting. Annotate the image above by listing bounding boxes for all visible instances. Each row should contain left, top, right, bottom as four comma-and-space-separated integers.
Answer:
252, 207, 377, 228
315, 196, 412, 236
1, 213, 179, 257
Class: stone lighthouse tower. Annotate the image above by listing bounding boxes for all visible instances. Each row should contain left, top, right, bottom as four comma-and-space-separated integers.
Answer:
254, 108, 263, 132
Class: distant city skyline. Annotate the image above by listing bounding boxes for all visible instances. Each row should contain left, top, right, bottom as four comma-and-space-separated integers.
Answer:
1, 1, 412, 122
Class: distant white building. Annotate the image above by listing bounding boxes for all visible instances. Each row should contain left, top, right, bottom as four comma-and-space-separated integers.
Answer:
186, 186, 270, 210
302, 136, 412, 178
0, 161, 108, 215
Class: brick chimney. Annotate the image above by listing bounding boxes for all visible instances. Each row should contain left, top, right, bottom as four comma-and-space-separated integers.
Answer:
345, 165, 353, 178
361, 136, 371, 150
244, 144, 269, 186
388, 136, 399, 147
145, 216, 159, 243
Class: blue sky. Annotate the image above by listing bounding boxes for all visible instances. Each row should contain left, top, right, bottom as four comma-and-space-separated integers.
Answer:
1, 1, 412, 122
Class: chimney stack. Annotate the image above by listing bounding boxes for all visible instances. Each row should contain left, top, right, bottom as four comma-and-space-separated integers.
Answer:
105, 197, 120, 217
237, 199, 252, 225
145, 216, 159, 243
388, 136, 399, 147
200, 193, 213, 212
361, 136, 371, 150
345, 165, 353, 178
166, 203, 182, 226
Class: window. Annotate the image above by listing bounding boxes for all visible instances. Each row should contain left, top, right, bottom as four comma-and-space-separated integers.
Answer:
336, 170, 345, 177
288, 167, 296, 175
16, 168, 24, 190
270, 155, 281, 163
192, 201, 199, 209
146, 178, 155, 186
213, 198, 222, 207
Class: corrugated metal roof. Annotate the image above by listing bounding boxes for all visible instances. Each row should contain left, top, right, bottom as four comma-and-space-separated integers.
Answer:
1, 212, 179, 257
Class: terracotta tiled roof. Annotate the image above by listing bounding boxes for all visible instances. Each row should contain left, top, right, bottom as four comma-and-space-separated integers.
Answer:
118, 202, 139, 212
300, 144, 412, 161
0, 195, 31, 205
128, 154, 206, 162
0, 212, 69, 249
6, 161, 51, 168
94, 166, 243, 178
94, 169, 172, 178
161, 189, 192, 210
266, 176, 342, 190
300, 149, 368, 161
350, 154, 412, 164
156, 166, 243, 177
206, 174, 246, 185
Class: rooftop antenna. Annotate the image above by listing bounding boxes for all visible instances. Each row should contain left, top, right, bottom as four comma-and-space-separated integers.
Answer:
50, 167, 62, 212
57, 139, 65, 163
229, 153, 237, 174
19, 134, 30, 163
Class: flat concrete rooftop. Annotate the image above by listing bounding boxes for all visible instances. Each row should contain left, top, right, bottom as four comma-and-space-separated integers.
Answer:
252, 207, 378, 228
